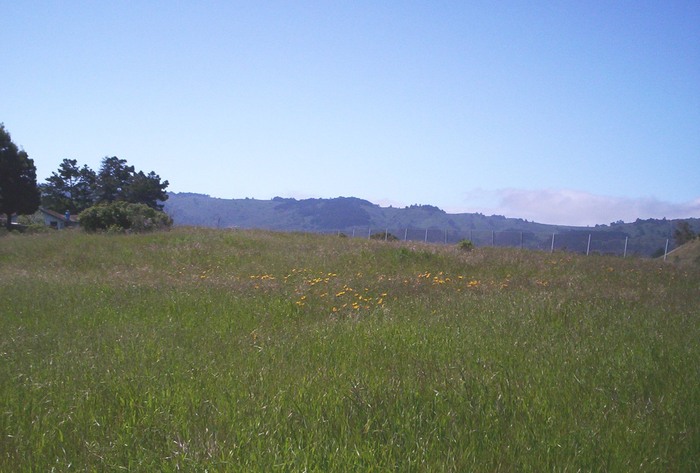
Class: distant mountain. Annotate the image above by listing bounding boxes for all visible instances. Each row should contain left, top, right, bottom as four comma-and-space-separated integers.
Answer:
163, 192, 700, 257
164, 193, 562, 233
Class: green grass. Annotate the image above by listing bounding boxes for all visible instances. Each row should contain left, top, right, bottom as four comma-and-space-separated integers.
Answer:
1, 227, 698, 471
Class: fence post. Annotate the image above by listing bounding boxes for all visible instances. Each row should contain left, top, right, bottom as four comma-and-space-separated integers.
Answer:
424, 228, 428, 243
664, 239, 669, 261
492, 231, 495, 246
444, 229, 448, 244
586, 234, 591, 256
623, 236, 628, 258
368, 228, 371, 239
404, 228, 408, 241
384, 229, 388, 241
551, 233, 555, 253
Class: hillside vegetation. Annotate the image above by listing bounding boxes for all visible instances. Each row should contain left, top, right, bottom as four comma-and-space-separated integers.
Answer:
1, 228, 698, 471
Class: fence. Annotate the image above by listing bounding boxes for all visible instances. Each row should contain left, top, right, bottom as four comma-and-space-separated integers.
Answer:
319, 227, 674, 259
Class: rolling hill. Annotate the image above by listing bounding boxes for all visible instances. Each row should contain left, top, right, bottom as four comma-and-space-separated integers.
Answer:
664, 238, 700, 266
163, 192, 700, 257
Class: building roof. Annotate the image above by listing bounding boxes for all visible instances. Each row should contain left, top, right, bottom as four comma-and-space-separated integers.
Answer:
39, 207, 79, 223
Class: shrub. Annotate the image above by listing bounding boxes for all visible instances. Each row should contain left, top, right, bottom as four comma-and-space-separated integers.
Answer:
370, 231, 399, 241
23, 224, 52, 234
458, 239, 474, 252
79, 202, 172, 233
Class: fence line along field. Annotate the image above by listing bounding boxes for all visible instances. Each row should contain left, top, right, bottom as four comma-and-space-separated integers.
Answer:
1, 227, 698, 471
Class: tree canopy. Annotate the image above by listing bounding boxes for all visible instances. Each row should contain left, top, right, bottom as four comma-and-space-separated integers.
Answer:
0, 124, 41, 229
123, 170, 169, 210
95, 157, 135, 204
41, 156, 169, 214
40, 158, 97, 215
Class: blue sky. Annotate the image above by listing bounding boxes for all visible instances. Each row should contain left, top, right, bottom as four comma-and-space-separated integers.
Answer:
3, 1, 699, 225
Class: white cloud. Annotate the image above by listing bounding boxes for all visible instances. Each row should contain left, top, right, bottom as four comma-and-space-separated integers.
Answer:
458, 189, 700, 226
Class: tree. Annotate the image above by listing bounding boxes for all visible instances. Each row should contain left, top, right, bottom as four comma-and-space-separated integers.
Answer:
40, 158, 97, 214
125, 170, 169, 210
673, 221, 696, 246
95, 156, 134, 204
42, 156, 169, 213
0, 124, 41, 230
94, 157, 169, 209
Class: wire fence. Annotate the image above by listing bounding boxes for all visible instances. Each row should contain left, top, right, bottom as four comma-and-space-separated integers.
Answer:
316, 227, 674, 259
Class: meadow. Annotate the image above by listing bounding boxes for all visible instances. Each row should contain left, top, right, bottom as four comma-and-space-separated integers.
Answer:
0, 227, 698, 472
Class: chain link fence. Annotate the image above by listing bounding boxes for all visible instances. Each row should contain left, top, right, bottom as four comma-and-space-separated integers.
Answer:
321, 227, 673, 259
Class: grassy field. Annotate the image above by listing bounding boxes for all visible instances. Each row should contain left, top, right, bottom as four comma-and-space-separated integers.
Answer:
1, 227, 698, 471
665, 238, 700, 267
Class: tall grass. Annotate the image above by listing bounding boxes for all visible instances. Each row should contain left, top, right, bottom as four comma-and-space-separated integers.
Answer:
1, 228, 698, 471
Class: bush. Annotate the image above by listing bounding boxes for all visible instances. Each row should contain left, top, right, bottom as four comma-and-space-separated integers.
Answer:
79, 202, 172, 233
23, 224, 53, 234
370, 231, 399, 241
458, 239, 474, 252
